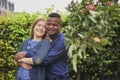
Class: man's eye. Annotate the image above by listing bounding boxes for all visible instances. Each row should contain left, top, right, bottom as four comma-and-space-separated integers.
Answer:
47, 23, 57, 26
53, 24, 57, 26
47, 23, 50, 25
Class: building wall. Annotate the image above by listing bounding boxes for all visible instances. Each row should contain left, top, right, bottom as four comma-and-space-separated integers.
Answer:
0, 0, 14, 14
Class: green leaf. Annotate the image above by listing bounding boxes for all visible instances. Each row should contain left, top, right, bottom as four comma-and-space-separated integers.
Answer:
78, 49, 83, 59
72, 54, 78, 72
89, 10, 98, 18
68, 44, 76, 58
88, 15, 97, 23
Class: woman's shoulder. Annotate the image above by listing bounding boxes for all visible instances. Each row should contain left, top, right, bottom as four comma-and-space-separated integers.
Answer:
42, 38, 51, 43
22, 38, 31, 44
40, 39, 51, 47
23, 38, 31, 42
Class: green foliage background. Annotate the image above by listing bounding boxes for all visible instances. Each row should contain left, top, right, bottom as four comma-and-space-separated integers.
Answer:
0, 12, 40, 80
0, 8, 68, 80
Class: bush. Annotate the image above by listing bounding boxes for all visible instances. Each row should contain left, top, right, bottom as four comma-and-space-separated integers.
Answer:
0, 12, 40, 80
65, 0, 120, 80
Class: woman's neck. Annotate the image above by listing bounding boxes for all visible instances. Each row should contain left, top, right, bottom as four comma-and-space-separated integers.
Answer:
32, 36, 42, 41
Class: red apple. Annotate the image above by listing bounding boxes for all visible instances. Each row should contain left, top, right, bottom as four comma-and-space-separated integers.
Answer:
86, 4, 95, 11
107, 1, 114, 6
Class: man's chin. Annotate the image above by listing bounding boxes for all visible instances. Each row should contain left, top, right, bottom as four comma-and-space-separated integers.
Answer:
48, 33, 54, 36
48, 32, 55, 35
48, 33, 58, 37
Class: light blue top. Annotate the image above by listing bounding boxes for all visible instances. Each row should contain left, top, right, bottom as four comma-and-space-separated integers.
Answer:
15, 38, 51, 80
16, 40, 39, 80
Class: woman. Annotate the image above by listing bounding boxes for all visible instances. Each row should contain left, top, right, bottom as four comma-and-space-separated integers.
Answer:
14, 18, 51, 80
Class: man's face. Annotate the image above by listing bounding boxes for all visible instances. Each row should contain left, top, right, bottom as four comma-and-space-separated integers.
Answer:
46, 17, 61, 36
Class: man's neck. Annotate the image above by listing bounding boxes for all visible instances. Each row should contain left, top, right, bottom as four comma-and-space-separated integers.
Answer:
50, 33, 61, 40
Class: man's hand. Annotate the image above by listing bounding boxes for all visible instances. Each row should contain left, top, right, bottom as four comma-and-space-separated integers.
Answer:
14, 51, 26, 61
21, 63, 32, 69
14, 60, 18, 66
14, 51, 32, 69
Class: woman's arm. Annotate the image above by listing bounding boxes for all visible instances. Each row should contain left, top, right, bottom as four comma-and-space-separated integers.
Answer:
18, 39, 51, 65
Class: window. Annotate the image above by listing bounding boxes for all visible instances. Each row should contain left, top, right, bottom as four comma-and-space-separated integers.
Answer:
2, 0, 5, 8
0, 0, 1, 6
0, 10, 1, 15
8, 2, 14, 11
4, 0, 7, 9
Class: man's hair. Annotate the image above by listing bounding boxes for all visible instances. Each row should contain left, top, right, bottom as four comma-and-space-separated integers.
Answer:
48, 13, 61, 20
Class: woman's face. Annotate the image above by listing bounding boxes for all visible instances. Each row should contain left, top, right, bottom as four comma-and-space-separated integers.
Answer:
33, 20, 46, 38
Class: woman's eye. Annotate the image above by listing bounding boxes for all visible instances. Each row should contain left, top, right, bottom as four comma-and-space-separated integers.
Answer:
37, 24, 46, 29
37, 24, 41, 27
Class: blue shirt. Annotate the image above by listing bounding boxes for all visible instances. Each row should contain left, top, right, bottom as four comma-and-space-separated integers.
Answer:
42, 33, 69, 80
16, 40, 39, 80
16, 38, 51, 80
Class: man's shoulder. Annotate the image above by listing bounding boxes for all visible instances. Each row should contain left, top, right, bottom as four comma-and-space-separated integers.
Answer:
54, 34, 65, 46
57, 33, 64, 41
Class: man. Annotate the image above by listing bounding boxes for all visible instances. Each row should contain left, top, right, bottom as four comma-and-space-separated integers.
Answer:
42, 13, 69, 80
